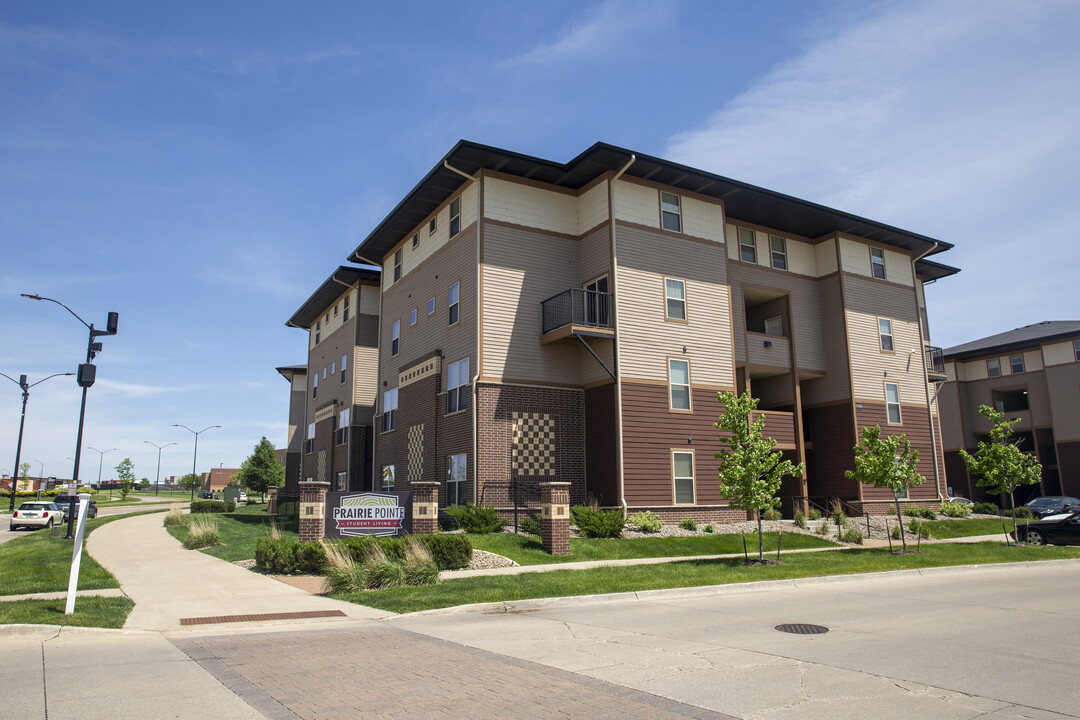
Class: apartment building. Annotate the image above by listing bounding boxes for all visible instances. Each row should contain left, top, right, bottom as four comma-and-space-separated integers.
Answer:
286, 266, 381, 492
336, 141, 957, 519
939, 321, 1080, 503
275, 364, 307, 494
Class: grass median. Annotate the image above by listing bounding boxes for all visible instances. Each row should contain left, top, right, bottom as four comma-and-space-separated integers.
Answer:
0, 597, 134, 629
336, 542, 1080, 614
166, 503, 297, 562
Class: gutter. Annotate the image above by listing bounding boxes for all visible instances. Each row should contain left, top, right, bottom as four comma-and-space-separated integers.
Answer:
609, 155, 635, 517
912, 241, 945, 502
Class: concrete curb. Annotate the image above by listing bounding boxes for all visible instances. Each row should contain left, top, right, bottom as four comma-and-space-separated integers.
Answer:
395, 557, 1080, 618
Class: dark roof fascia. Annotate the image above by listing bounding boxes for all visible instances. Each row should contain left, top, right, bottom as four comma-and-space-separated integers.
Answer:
348, 140, 955, 266
276, 365, 307, 383
945, 326, 1080, 361
915, 257, 961, 282
286, 266, 380, 329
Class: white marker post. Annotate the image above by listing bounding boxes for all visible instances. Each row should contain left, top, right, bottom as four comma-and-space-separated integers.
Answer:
64, 493, 92, 615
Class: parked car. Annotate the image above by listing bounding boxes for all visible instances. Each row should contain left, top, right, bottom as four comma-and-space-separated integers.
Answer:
238, 492, 248, 504
197, 491, 213, 500
1013, 511, 1080, 546
1022, 496, 1080, 518
57, 496, 98, 521
947, 497, 974, 506
10, 502, 65, 531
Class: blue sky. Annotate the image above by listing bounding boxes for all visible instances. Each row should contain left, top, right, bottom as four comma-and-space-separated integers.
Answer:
2, 0, 1077, 483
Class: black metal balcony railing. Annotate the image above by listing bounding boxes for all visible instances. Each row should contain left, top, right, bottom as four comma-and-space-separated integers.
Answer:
541, 288, 612, 334
925, 345, 945, 376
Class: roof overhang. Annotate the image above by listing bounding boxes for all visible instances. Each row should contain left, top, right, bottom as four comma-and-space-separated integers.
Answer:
349, 140, 955, 265
276, 365, 307, 383
946, 328, 1080, 361
915, 258, 960, 282
286, 266, 380, 329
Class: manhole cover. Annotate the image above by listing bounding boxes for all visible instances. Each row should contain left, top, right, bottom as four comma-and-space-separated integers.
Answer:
775, 623, 829, 635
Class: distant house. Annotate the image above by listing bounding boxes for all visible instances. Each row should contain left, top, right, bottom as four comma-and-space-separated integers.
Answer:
939, 321, 1080, 503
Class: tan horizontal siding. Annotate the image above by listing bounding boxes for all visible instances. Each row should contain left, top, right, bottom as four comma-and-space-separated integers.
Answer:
843, 275, 925, 406
800, 275, 850, 406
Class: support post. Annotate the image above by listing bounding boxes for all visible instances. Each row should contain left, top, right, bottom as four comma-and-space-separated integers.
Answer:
411, 481, 440, 535
298, 480, 330, 542
540, 481, 571, 556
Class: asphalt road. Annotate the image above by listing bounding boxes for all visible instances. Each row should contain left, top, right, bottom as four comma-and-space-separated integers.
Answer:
0, 496, 184, 544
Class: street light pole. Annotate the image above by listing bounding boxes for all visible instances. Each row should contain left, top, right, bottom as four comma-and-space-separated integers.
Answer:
173, 425, 221, 500
20, 295, 118, 494
144, 441, 176, 496
87, 447, 117, 499
2, 372, 74, 512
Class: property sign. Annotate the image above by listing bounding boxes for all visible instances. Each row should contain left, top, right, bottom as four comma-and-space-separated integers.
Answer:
323, 491, 412, 539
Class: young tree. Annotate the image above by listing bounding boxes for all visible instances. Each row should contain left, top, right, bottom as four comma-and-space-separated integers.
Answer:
234, 437, 285, 503
959, 404, 1042, 541
845, 425, 925, 551
715, 390, 804, 562
19, 462, 31, 493
115, 458, 136, 500
178, 473, 201, 491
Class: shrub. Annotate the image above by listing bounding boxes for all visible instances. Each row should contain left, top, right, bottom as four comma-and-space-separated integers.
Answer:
807, 508, 822, 521
444, 503, 506, 534
679, 518, 698, 531
163, 507, 184, 527
841, 528, 864, 544
255, 538, 326, 574
1008, 507, 1035, 519
939, 501, 973, 518
793, 509, 807, 529
189, 499, 235, 513
628, 511, 663, 533
703, 524, 714, 533
571, 505, 625, 538
904, 507, 937, 520
762, 507, 782, 521
973, 502, 999, 515
902, 519, 933, 539
182, 515, 222, 549
518, 515, 542, 536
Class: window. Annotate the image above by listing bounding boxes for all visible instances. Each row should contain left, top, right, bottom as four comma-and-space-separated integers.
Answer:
584, 276, 609, 325
341, 353, 347, 383
381, 465, 395, 490
885, 382, 901, 424
660, 192, 681, 232
382, 388, 398, 432
669, 358, 691, 411
428, 298, 435, 315
770, 236, 787, 270
764, 316, 784, 337
312, 373, 318, 399
331, 362, 336, 375
322, 367, 327, 379
1010, 354, 1025, 374
305, 423, 315, 454
449, 197, 461, 238
429, 218, 436, 235
987, 357, 1001, 377
1075, 340, 1080, 361
343, 295, 349, 322
337, 408, 350, 445
664, 277, 686, 321
336, 471, 347, 492
410, 309, 417, 326
412, 233, 419, 249
393, 248, 402, 283
333, 303, 338, 317
738, 227, 757, 263
447, 358, 469, 414
449, 282, 459, 325
315, 321, 320, 345
870, 247, 886, 279
391, 321, 400, 356
446, 454, 466, 506
879, 318, 894, 352
325, 313, 330, 325
672, 451, 695, 504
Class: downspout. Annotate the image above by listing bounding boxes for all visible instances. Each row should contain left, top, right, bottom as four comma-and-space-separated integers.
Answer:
912, 242, 944, 501
610, 155, 636, 517
443, 161, 482, 503
355, 255, 384, 492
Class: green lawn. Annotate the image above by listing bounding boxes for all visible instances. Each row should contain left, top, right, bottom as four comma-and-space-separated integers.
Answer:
468, 530, 837, 565
167, 504, 297, 561
920, 518, 1018, 539
339, 542, 1080, 614
0, 596, 134, 628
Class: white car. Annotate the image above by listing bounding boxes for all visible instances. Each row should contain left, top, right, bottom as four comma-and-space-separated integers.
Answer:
238, 492, 248, 504
10, 501, 65, 531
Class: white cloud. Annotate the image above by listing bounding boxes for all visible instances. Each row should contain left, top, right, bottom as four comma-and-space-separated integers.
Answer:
503, 0, 661, 67
95, 379, 189, 398
664, 0, 1080, 346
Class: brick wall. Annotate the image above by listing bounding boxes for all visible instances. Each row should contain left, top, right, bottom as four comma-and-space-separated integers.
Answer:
622, 505, 751, 524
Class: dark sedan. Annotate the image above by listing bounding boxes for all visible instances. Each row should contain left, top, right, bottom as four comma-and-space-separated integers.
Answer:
58, 496, 98, 521
1013, 512, 1080, 546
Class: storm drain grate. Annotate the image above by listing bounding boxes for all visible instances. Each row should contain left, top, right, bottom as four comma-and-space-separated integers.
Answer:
775, 623, 829, 635
180, 610, 346, 626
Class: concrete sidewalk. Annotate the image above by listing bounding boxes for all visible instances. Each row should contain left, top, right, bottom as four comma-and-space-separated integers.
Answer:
85, 511, 393, 631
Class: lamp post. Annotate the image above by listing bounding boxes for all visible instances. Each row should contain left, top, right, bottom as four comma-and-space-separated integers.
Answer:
144, 441, 176, 496
2, 372, 74, 512
20, 294, 118, 497
174, 424, 220, 500
87, 447, 118, 499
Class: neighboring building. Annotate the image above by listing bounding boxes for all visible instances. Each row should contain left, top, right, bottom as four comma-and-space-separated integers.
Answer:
939, 321, 1080, 503
204, 467, 241, 493
335, 140, 958, 520
275, 364, 307, 494
286, 266, 382, 492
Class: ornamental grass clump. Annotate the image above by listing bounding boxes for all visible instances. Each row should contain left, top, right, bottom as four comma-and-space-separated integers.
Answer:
361, 544, 405, 590
629, 511, 663, 533
679, 518, 698, 531
163, 506, 184, 527
402, 537, 440, 586
182, 514, 222, 549
321, 540, 365, 594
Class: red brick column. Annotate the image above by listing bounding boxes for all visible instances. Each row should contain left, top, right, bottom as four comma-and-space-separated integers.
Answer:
298, 481, 330, 542
411, 482, 439, 535
267, 486, 278, 514
540, 482, 571, 556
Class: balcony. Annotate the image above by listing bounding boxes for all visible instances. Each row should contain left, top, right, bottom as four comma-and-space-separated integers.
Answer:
925, 345, 947, 381
540, 288, 614, 345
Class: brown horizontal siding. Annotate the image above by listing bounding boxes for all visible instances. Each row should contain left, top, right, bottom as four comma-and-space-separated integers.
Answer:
585, 383, 617, 505
856, 402, 941, 501
757, 411, 796, 447
1058, 441, 1080, 496
805, 403, 857, 499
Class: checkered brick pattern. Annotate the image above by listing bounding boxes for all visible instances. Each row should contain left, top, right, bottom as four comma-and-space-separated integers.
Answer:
512, 411, 556, 477
408, 424, 424, 483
